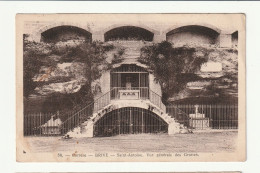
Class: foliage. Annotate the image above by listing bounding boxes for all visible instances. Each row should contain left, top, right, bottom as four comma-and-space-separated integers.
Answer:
55, 41, 110, 104
24, 37, 112, 112
40, 86, 93, 115
110, 47, 125, 65
23, 35, 57, 98
139, 41, 208, 102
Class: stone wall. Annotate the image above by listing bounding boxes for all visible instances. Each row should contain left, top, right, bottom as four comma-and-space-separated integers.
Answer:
169, 47, 238, 102
167, 31, 218, 46
23, 14, 240, 105
23, 14, 240, 48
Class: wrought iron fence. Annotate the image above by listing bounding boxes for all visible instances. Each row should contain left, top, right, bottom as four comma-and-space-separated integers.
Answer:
166, 104, 238, 129
110, 87, 166, 111
93, 107, 168, 137
60, 102, 94, 135
24, 112, 61, 136
166, 105, 190, 128
24, 89, 113, 136
60, 89, 114, 135
24, 86, 237, 137
23, 88, 167, 136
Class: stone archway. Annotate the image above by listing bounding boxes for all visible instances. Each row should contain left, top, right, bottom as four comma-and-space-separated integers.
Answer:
164, 23, 222, 35
93, 107, 168, 137
104, 25, 155, 42
166, 25, 220, 46
40, 25, 92, 43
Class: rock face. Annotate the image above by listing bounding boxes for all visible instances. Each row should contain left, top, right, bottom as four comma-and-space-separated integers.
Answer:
171, 47, 238, 101
29, 39, 237, 102
34, 62, 87, 95
31, 40, 149, 97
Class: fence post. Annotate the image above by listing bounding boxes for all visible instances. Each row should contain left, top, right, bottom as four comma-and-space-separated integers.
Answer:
209, 105, 212, 128
40, 112, 42, 136
218, 105, 220, 129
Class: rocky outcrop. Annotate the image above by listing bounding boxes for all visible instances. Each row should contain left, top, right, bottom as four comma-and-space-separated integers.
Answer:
171, 47, 238, 101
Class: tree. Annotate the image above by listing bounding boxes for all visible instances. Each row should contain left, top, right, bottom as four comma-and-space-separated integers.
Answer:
57, 41, 111, 105
24, 37, 113, 112
138, 41, 208, 102
23, 35, 57, 98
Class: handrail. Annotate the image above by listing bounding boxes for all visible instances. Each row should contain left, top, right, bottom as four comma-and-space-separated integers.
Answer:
111, 87, 166, 111
112, 87, 148, 89
60, 88, 115, 134
149, 89, 166, 112
165, 103, 191, 128
59, 86, 189, 135
61, 89, 111, 123
166, 103, 190, 116
111, 87, 150, 101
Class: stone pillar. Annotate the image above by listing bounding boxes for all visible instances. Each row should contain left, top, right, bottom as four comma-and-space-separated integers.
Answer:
219, 34, 232, 48
92, 34, 104, 42
153, 34, 166, 43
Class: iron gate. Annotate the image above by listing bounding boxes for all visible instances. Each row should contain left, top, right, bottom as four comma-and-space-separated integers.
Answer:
93, 107, 168, 137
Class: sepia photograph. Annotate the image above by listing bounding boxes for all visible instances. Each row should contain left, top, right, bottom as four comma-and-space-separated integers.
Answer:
16, 14, 246, 162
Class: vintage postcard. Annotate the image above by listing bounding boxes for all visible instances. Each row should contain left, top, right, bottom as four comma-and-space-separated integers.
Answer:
16, 14, 246, 162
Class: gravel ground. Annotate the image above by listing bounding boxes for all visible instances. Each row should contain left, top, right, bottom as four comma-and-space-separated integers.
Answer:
25, 131, 237, 153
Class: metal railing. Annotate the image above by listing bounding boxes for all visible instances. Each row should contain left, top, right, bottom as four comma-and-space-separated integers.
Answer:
24, 87, 167, 136
166, 104, 238, 129
24, 85, 238, 136
60, 89, 113, 135
111, 87, 166, 111
23, 112, 60, 136
60, 87, 166, 135
166, 105, 191, 128
149, 89, 166, 112
111, 87, 149, 100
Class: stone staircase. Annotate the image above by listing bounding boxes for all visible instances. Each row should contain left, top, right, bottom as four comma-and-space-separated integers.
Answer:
65, 97, 190, 138
60, 41, 191, 138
